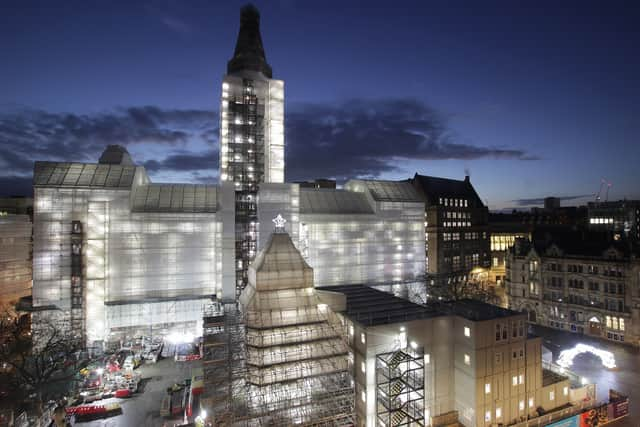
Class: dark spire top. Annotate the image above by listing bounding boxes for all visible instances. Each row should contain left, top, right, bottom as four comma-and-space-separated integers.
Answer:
227, 4, 273, 78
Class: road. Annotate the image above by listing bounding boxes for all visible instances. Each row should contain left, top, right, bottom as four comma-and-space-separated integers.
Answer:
532, 325, 639, 427
76, 358, 201, 427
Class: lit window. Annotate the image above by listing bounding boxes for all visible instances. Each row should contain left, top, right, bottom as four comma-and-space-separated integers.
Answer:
529, 397, 534, 408
361, 362, 366, 373
496, 408, 502, 419
425, 354, 430, 364
464, 354, 470, 365
485, 383, 491, 394
519, 374, 524, 384
485, 411, 491, 422
550, 390, 555, 401
349, 325, 354, 336
464, 326, 471, 337
563, 386, 568, 396
361, 333, 366, 344
361, 391, 366, 402
512, 376, 518, 386
620, 318, 625, 331
519, 400, 525, 411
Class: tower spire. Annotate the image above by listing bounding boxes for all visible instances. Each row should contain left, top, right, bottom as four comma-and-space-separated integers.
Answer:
227, 4, 273, 78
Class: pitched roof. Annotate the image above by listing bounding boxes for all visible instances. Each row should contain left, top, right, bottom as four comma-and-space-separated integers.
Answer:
33, 161, 136, 189
299, 189, 374, 214
131, 184, 217, 213
345, 180, 424, 203
411, 173, 484, 207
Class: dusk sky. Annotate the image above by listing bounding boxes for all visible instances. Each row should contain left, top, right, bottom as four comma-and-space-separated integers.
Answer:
1, 0, 638, 210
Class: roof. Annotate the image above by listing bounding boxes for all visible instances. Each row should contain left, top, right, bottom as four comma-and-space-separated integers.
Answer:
514, 229, 636, 258
318, 285, 525, 326
98, 145, 134, 165
317, 284, 440, 326
249, 232, 314, 290
33, 161, 136, 189
227, 4, 273, 78
131, 184, 217, 213
299, 189, 374, 214
348, 180, 424, 202
411, 174, 484, 207
441, 299, 522, 321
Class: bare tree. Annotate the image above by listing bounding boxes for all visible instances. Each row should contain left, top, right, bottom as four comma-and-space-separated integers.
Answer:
427, 277, 501, 305
0, 308, 82, 412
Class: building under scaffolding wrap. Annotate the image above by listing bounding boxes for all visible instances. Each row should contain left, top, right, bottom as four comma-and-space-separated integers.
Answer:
31, 145, 236, 345
201, 230, 355, 425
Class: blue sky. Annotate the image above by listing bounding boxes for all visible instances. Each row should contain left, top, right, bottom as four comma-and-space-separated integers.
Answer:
1, 0, 638, 210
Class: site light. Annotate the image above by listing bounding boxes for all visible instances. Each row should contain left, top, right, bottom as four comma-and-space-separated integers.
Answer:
556, 343, 616, 370
96, 368, 104, 376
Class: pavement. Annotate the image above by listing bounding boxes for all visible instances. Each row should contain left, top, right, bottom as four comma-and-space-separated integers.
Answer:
532, 325, 640, 427
76, 357, 201, 427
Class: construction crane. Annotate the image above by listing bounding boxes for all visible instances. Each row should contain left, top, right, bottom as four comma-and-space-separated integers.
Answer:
595, 179, 612, 202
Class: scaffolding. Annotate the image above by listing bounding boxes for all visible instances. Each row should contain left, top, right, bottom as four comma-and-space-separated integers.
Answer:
202, 232, 355, 426
376, 348, 425, 427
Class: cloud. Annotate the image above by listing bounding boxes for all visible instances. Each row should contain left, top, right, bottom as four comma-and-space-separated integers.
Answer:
512, 194, 593, 207
0, 106, 217, 178
0, 98, 536, 196
286, 98, 537, 181
143, 149, 218, 172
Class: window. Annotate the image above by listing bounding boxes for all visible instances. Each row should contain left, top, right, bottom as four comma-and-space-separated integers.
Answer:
495, 352, 502, 364
529, 397, 534, 408
512, 376, 518, 386
361, 391, 366, 402
496, 324, 501, 341
563, 386, 569, 396
424, 353, 430, 364
464, 354, 470, 365
349, 325, 354, 336
485, 383, 491, 394
485, 411, 491, 422
519, 374, 524, 384
496, 408, 502, 419
519, 400, 525, 411
464, 326, 471, 337
361, 362, 366, 373
360, 333, 366, 344
549, 390, 555, 401
620, 318, 625, 331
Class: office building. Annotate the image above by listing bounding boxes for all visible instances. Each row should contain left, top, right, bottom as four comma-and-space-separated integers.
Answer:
506, 230, 640, 346
587, 200, 640, 241
320, 284, 589, 427
409, 174, 491, 288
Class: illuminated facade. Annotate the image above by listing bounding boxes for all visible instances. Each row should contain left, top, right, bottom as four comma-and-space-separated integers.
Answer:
31, 146, 235, 345
0, 198, 32, 307
506, 231, 640, 347
219, 4, 284, 297
256, 180, 425, 287
321, 285, 587, 427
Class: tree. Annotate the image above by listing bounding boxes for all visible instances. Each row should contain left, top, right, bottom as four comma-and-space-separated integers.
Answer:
0, 308, 82, 412
426, 276, 501, 305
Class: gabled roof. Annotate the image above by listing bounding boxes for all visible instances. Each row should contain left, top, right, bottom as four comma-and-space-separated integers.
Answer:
131, 184, 217, 213
299, 188, 374, 214
411, 173, 484, 207
33, 161, 136, 189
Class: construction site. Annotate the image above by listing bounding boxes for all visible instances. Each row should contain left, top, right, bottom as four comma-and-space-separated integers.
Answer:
201, 231, 355, 426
